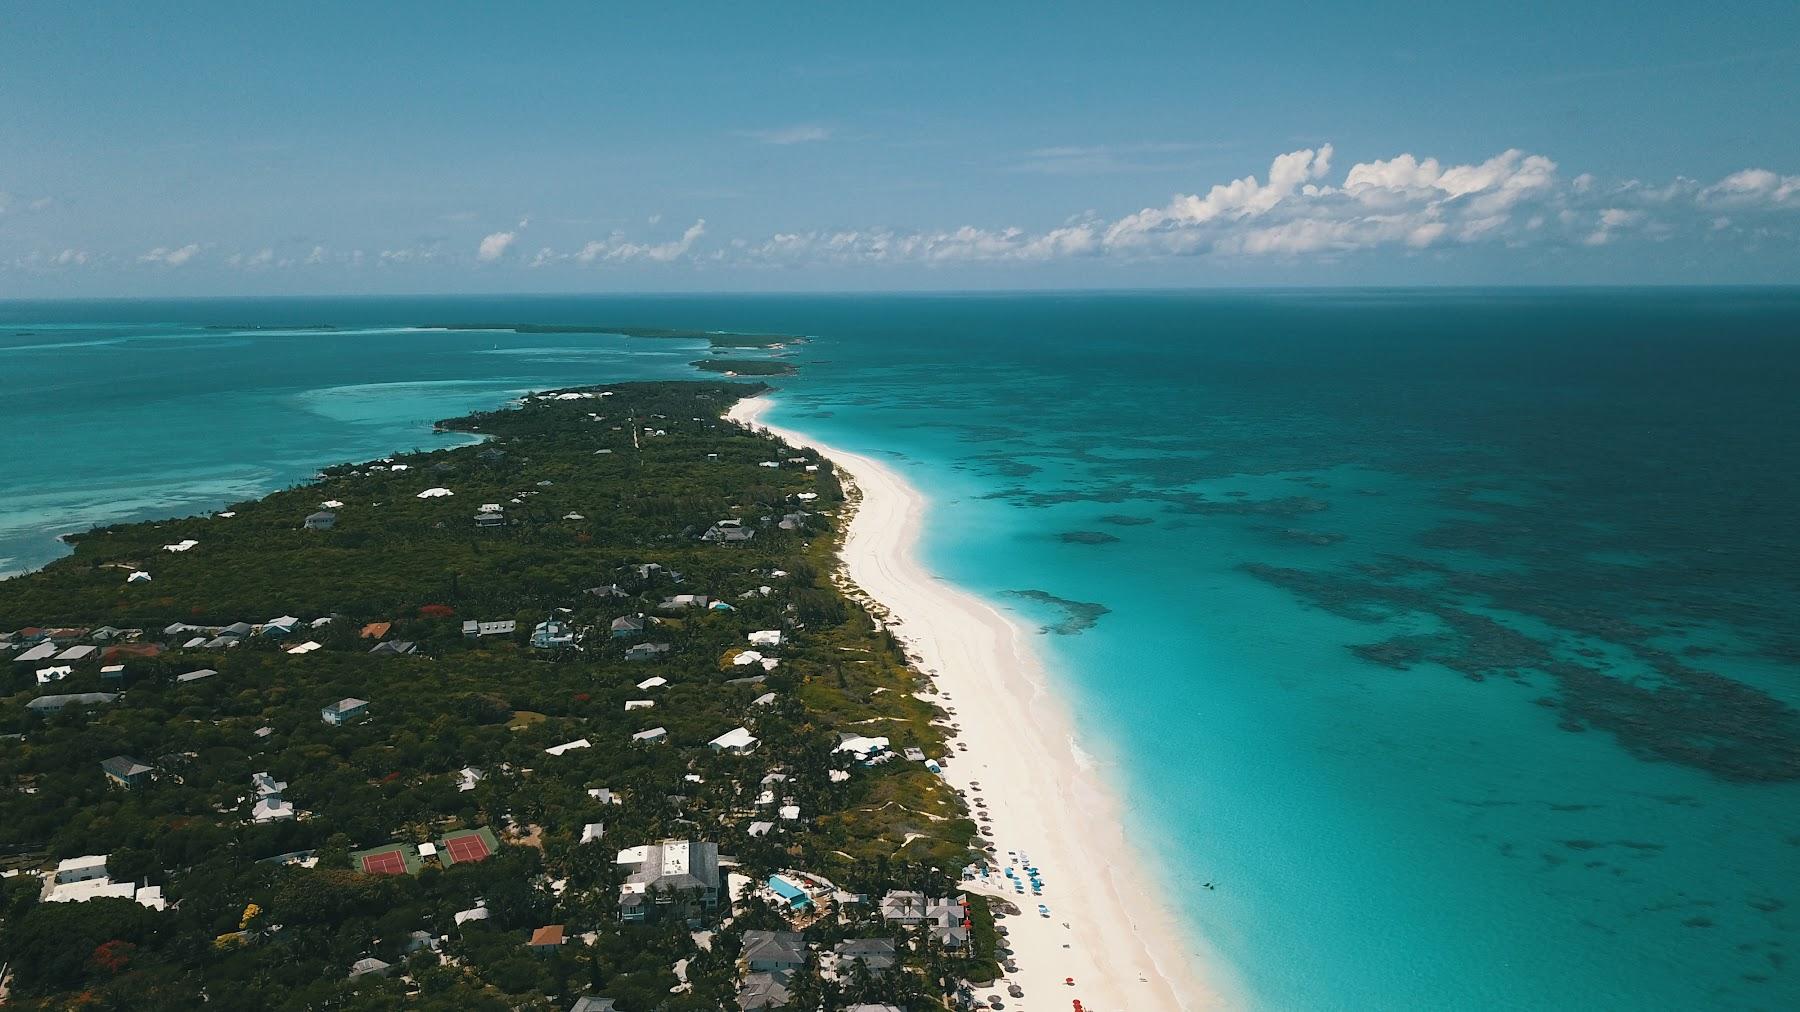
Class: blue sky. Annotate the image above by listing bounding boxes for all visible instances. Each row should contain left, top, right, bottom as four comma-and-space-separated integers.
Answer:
2, 1, 1798, 294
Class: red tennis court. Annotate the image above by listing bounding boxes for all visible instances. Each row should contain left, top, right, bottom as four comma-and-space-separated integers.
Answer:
360, 850, 406, 875
444, 832, 491, 863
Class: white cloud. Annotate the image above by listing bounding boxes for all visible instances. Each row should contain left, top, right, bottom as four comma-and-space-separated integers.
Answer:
572, 219, 707, 264
138, 243, 202, 267
738, 124, 831, 145
227, 248, 276, 269
477, 230, 517, 262
1582, 208, 1645, 246
1702, 168, 1800, 206
733, 144, 1798, 268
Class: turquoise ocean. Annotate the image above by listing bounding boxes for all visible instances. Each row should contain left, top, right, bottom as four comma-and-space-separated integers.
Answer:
3, 292, 1797, 1009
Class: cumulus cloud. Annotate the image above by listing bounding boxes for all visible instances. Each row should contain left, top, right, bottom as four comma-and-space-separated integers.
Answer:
731, 144, 1798, 267
1702, 168, 1800, 206
567, 219, 707, 265
737, 124, 831, 145
477, 230, 517, 262
138, 243, 202, 267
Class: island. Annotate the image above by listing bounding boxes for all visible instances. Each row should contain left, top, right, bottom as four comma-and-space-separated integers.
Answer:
0, 381, 997, 1010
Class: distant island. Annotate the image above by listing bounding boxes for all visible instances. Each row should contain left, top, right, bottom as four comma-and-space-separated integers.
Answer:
693, 358, 799, 377
423, 323, 802, 349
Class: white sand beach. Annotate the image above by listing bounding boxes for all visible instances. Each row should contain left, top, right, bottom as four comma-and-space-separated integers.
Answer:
730, 394, 1232, 1012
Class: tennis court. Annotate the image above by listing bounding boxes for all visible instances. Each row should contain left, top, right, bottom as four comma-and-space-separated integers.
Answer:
349, 842, 422, 876
438, 826, 501, 866
361, 850, 406, 875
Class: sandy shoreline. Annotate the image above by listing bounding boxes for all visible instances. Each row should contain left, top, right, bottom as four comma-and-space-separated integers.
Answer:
730, 394, 1231, 1012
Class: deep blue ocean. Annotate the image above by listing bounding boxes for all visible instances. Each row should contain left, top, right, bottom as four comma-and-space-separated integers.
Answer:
4, 291, 1797, 1009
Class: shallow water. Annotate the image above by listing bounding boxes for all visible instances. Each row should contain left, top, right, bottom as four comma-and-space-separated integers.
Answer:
3, 291, 1796, 1008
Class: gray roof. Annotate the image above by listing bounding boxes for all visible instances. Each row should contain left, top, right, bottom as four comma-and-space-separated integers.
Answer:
569, 999, 618, 1012
622, 839, 721, 895
834, 937, 898, 971
742, 929, 806, 969
368, 640, 417, 655
27, 692, 119, 712
347, 956, 390, 978
738, 971, 793, 1010
101, 755, 153, 779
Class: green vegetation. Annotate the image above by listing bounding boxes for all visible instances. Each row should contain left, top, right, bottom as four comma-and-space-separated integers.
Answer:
0, 381, 982, 1009
691, 358, 798, 377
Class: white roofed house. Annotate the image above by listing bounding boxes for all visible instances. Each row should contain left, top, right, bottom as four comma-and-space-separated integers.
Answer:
252, 795, 296, 823
14, 641, 59, 665
747, 629, 784, 648
708, 726, 759, 755
55, 854, 110, 884
42, 854, 165, 909
631, 726, 668, 745
616, 839, 721, 924
835, 733, 892, 764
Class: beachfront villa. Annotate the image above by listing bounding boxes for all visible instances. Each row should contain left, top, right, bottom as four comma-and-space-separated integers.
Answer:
616, 839, 721, 924
833, 938, 899, 973
835, 733, 892, 764
879, 890, 970, 948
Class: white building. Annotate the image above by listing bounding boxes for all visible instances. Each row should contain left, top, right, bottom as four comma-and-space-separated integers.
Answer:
321, 697, 369, 725
708, 726, 759, 755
